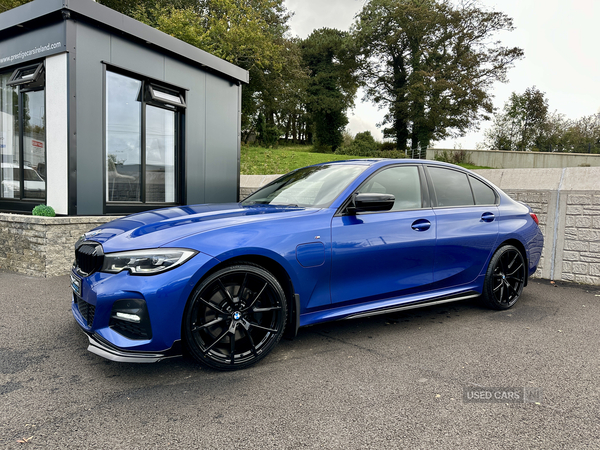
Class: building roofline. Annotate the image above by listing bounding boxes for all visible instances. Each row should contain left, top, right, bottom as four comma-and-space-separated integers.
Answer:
0, 0, 249, 84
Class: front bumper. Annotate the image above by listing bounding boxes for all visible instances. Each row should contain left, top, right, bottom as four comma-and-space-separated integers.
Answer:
71, 250, 218, 361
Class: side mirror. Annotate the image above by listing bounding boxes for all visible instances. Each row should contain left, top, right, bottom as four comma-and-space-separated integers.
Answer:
349, 193, 395, 213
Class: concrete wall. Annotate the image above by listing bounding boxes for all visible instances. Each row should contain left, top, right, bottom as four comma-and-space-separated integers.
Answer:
240, 167, 600, 286
426, 149, 600, 169
477, 167, 600, 285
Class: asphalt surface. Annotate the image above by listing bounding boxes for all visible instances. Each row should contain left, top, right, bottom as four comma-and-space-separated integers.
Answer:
1, 273, 600, 449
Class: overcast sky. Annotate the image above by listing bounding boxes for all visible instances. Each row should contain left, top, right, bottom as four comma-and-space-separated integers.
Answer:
283, 0, 600, 149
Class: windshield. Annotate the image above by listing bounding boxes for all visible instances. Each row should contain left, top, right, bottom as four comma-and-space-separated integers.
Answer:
242, 164, 367, 208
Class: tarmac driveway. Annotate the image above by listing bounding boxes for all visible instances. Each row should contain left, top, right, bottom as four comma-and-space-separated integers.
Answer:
1, 273, 599, 449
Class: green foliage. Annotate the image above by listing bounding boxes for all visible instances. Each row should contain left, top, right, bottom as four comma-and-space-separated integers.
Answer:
379, 142, 397, 151
130, 0, 290, 71
32, 205, 55, 217
433, 150, 473, 165
302, 28, 359, 151
256, 113, 281, 147
337, 131, 407, 158
0, 0, 31, 13
341, 129, 354, 148
352, 0, 523, 152
127, 0, 297, 144
484, 87, 549, 151
241, 144, 488, 174
343, 131, 378, 155
485, 88, 600, 153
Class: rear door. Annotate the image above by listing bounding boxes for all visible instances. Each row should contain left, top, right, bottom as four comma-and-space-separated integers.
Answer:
426, 166, 499, 288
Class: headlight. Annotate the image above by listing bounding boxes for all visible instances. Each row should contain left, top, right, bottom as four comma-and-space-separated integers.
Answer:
101, 248, 197, 275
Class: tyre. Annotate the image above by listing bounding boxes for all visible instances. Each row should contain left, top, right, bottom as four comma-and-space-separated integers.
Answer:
183, 263, 287, 370
481, 245, 526, 310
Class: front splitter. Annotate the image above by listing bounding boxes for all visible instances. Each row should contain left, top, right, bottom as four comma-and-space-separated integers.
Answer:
86, 332, 181, 363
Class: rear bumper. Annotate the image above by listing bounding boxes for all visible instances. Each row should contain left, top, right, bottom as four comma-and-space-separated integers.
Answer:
86, 332, 182, 363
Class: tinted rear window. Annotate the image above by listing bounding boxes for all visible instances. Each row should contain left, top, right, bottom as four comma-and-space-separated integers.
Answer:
428, 167, 474, 207
469, 176, 497, 205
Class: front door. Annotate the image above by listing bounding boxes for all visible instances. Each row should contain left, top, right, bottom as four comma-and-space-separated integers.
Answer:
330, 165, 436, 305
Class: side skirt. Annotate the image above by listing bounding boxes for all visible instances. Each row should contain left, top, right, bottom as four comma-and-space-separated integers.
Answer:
299, 287, 482, 327
344, 292, 480, 320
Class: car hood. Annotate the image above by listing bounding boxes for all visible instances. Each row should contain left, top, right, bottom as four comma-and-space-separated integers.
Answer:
85, 203, 319, 253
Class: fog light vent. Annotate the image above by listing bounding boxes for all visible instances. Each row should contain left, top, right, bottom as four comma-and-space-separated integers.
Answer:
109, 299, 152, 340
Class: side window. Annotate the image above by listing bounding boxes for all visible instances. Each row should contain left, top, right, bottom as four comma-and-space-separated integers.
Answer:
469, 176, 497, 205
358, 166, 422, 211
428, 167, 474, 207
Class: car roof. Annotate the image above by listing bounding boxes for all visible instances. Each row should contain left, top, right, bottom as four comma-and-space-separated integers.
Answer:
312, 158, 470, 170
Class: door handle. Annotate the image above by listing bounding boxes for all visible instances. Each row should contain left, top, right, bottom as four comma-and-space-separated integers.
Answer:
481, 212, 495, 222
411, 219, 431, 231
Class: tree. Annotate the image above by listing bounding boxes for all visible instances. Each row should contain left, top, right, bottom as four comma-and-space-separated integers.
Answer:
352, 0, 523, 153
484, 87, 549, 151
130, 0, 294, 143
485, 88, 600, 153
0, 0, 31, 13
301, 28, 358, 151
558, 114, 600, 153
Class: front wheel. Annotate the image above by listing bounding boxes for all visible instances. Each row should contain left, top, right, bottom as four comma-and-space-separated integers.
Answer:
481, 245, 526, 310
183, 263, 287, 370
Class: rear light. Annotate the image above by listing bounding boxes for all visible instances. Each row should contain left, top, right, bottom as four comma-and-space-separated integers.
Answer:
530, 213, 539, 225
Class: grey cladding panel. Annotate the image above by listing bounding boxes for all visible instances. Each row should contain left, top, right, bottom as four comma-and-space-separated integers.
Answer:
204, 74, 240, 203
75, 23, 111, 215
110, 36, 165, 81
165, 58, 206, 205
0, 22, 66, 69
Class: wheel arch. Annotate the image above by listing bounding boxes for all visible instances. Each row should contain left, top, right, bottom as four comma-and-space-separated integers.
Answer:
186, 254, 300, 340
495, 238, 529, 286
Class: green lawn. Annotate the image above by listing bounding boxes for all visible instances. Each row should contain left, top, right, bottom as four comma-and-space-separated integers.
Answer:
458, 163, 494, 170
240, 145, 492, 174
240, 145, 360, 175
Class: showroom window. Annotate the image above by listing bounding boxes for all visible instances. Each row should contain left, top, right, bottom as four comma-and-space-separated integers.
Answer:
0, 62, 46, 206
105, 69, 185, 210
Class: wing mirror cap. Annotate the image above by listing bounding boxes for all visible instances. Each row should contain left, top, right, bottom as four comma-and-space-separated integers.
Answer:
349, 193, 395, 213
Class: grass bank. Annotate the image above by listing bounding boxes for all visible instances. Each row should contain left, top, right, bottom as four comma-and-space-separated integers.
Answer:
240, 145, 357, 175
240, 145, 492, 175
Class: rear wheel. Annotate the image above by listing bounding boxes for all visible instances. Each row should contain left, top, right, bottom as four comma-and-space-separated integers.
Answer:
481, 245, 526, 310
183, 263, 287, 370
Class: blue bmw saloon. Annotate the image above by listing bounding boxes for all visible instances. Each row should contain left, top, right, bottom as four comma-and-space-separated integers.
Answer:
71, 159, 543, 370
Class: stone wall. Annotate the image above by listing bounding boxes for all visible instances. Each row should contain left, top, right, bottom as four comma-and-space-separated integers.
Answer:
0, 214, 117, 277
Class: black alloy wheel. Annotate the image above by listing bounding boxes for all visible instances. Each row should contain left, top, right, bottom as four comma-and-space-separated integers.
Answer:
183, 263, 287, 370
482, 245, 526, 310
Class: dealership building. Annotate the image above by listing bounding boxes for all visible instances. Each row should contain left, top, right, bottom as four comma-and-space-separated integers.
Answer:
0, 0, 248, 216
